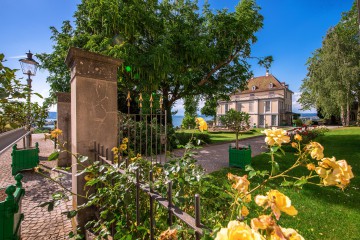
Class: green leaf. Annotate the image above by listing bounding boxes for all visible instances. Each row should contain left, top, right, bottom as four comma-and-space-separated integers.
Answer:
271, 161, 280, 175
294, 178, 308, 188
48, 151, 60, 161
245, 165, 254, 171
63, 210, 78, 218
281, 180, 294, 187
33, 92, 43, 98
270, 146, 279, 153
78, 155, 89, 163
47, 201, 54, 211
248, 170, 257, 179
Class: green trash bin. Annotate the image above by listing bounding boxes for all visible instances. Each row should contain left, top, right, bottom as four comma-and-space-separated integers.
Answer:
229, 145, 252, 169
11, 143, 39, 175
0, 174, 25, 240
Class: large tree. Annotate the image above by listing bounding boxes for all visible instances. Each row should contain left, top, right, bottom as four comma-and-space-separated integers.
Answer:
38, 0, 264, 125
299, 1, 360, 126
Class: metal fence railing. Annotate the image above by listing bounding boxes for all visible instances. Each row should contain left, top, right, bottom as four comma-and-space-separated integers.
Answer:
93, 141, 208, 240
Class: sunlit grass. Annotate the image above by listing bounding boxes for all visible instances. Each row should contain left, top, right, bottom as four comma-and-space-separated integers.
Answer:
176, 128, 265, 143
208, 127, 360, 240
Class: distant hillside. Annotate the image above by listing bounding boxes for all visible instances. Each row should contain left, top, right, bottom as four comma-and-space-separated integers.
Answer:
47, 112, 57, 119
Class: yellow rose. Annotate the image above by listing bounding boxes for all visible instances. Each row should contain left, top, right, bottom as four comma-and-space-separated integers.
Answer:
279, 226, 304, 240
305, 142, 324, 160
159, 228, 177, 240
50, 128, 63, 138
316, 157, 354, 189
255, 190, 297, 220
291, 142, 298, 148
84, 174, 95, 181
335, 159, 354, 189
262, 128, 290, 147
306, 163, 315, 171
294, 134, 302, 141
251, 215, 274, 231
122, 137, 129, 144
196, 117, 208, 132
119, 143, 127, 151
215, 221, 264, 240
227, 173, 250, 195
241, 205, 249, 217
111, 147, 119, 155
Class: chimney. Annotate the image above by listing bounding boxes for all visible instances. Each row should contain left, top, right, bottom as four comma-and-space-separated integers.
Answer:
266, 69, 269, 76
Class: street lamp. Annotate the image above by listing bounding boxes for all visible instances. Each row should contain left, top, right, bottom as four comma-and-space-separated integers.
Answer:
19, 50, 39, 148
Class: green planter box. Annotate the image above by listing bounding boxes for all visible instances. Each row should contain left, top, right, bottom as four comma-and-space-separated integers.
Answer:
229, 145, 252, 169
0, 174, 25, 240
11, 143, 39, 175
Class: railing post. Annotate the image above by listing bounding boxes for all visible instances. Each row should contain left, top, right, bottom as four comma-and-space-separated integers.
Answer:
195, 194, 201, 240
149, 170, 154, 240
136, 169, 140, 227
167, 181, 173, 226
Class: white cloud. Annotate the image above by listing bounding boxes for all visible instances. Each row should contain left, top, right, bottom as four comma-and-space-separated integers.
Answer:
172, 98, 206, 116
8, 55, 26, 59
292, 92, 316, 113
172, 99, 184, 115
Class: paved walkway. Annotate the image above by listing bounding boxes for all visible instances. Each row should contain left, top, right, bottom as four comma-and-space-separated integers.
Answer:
168, 135, 267, 173
0, 134, 72, 240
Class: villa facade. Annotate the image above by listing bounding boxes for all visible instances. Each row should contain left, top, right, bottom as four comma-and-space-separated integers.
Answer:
217, 72, 293, 127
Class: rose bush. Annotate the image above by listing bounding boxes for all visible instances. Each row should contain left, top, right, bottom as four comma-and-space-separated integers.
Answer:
213, 127, 353, 240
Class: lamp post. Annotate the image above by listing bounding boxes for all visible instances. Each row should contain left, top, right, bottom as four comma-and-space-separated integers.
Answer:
19, 51, 39, 148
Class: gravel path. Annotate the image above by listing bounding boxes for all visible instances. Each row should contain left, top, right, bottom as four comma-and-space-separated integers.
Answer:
169, 135, 267, 173
0, 133, 73, 240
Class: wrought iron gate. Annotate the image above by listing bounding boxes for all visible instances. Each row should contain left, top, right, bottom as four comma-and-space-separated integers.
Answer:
117, 92, 168, 164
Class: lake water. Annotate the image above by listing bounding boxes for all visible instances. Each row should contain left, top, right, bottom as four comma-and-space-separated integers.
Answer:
47, 112, 213, 128
47, 112, 316, 127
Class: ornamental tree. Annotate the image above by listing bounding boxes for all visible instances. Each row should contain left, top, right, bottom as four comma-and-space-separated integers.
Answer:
219, 109, 250, 149
37, 0, 264, 126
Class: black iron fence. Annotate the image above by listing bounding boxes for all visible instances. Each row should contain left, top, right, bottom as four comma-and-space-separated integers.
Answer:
93, 141, 208, 240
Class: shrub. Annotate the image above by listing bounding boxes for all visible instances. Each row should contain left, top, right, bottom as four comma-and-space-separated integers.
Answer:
293, 119, 303, 127
174, 132, 211, 147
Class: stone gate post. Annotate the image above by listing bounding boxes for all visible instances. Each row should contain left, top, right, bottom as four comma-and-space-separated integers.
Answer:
65, 47, 123, 228
56, 92, 71, 167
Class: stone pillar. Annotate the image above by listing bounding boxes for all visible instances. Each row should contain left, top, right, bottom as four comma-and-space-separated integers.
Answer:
57, 92, 71, 167
65, 47, 123, 228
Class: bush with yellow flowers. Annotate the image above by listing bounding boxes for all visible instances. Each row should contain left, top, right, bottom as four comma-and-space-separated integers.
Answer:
213, 127, 354, 240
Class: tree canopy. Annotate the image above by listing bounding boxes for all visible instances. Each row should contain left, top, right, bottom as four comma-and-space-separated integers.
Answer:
299, 1, 360, 126
38, 0, 264, 125
0, 54, 48, 132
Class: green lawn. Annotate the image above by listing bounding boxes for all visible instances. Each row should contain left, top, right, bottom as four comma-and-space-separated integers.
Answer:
176, 128, 265, 143
208, 127, 360, 240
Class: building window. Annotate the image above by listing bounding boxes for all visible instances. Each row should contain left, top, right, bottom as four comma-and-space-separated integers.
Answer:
269, 83, 274, 88
252, 86, 256, 91
249, 101, 254, 112
225, 104, 229, 113
265, 101, 271, 112
271, 115, 277, 126
259, 115, 265, 126
236, 102, 242, 111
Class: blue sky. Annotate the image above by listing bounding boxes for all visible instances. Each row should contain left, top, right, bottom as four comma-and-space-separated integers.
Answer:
0, 0, 354, 114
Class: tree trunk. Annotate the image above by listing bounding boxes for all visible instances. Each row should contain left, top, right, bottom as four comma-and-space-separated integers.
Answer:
163, 96, 173, 127
235, 132, 239, 149
357, 101, 360, 126
340, 106, 346, 126
346, 101, 350, 126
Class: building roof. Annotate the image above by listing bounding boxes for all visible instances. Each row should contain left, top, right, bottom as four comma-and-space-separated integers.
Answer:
237, 74, 293, 94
